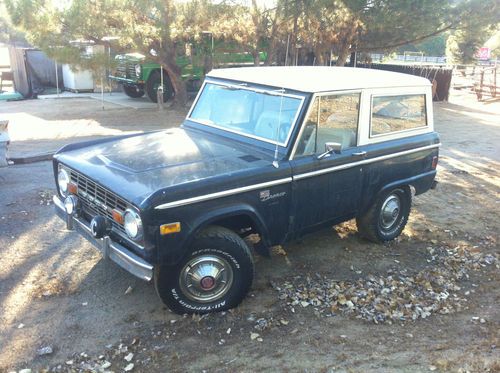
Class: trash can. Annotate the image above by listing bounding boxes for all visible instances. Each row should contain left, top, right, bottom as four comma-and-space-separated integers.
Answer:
0, 120, 9, 167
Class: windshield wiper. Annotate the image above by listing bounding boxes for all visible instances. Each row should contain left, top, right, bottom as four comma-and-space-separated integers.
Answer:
220, 83, 248, 91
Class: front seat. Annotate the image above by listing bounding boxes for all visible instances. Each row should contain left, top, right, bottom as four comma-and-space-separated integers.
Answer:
254, 111, 291, 142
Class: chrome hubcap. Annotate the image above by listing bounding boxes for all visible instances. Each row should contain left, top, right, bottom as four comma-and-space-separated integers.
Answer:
179, 255, 233, 303
380, 194, 401, 229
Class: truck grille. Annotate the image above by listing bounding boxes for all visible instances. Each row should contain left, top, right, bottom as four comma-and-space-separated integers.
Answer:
116, 61, 136, 79
69, 169, 128, 234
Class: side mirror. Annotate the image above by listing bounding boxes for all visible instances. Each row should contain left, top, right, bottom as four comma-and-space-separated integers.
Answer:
317, 142, 342, 159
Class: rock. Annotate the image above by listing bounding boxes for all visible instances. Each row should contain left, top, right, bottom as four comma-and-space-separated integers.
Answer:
36, 346, 53, 356
124, 363, 134, 371
124, 352, 134, 361
101, 361, 112, 369
250, 332, 260, 340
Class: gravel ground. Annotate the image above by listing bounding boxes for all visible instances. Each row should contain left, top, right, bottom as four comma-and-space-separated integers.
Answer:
0, 91, 498, 372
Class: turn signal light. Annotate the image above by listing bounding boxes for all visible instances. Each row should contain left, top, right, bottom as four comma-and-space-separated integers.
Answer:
112, 209, 124, 224
160, 222, 181, 235
68, 182, 78, 195
431, 156, 438, 170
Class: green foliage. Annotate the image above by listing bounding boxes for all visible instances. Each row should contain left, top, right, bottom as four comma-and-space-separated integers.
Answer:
4, 0, 499, 86
396, 35, 447, 56
445, 0, 500, 64
0, 2, 27, 44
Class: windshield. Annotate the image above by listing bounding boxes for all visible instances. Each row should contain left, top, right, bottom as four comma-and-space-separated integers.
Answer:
188, 82, 303, 146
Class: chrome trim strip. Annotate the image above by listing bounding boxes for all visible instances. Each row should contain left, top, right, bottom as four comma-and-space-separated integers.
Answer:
54, 196, 154, 281
293, 143, 441, 181
155, 177, 293, 210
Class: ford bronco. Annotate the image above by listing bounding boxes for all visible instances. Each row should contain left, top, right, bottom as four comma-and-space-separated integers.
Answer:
53, 66, 440, 314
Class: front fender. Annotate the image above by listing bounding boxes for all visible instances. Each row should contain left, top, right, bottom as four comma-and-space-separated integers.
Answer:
155, 203, 270, 266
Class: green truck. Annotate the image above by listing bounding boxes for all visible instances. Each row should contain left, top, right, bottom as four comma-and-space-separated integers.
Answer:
109, 51, 267, 103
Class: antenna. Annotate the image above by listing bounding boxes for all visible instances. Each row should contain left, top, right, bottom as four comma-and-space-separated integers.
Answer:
272, 88, 285, 169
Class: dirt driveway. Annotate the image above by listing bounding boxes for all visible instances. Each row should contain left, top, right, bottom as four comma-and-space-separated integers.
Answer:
0, 92, 498, 372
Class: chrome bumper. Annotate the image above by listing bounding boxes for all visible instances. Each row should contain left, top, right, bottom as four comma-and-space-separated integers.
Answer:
53, 196, 154, 281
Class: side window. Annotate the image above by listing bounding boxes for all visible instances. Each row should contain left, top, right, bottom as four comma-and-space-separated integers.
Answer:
371, 94, 427, 136
295, 93, 360, 157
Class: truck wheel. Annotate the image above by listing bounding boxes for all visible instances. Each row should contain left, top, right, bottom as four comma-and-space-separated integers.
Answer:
122, 84, 145, 98
356, 187, 411, 243
146, 70, 174, 103
154, 226, 254, 314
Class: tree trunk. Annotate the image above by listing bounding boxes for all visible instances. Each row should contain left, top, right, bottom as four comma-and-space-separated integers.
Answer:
314, 46, 325, 65
252, 50, 261, 66
336, 45, 351, 66
160, 53, 188, 108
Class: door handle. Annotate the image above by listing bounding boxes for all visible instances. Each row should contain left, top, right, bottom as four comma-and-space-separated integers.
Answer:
352, 151, 367, 157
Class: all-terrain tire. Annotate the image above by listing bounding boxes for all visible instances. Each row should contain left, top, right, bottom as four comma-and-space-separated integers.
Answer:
154, 226, 254, 314
122, 84, 145, 98
145, 70, 174, 103
356, 187, 412, 243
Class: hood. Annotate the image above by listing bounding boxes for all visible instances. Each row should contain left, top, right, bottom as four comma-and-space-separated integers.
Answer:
55, 128, 275, 207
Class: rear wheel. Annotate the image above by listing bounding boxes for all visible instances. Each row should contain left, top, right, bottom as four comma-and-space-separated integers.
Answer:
154, 226, 254, 314
356, 187, 411, 243
122, 84, 144, 98
146, 70, 174, 103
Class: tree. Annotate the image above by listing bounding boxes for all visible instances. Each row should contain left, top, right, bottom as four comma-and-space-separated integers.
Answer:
445, 1, 500, 64
274, 0, 458, 66
0, 2, 27, 45
4, 0, 194, 107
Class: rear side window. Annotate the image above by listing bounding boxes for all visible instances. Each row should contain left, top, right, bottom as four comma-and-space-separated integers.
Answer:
371, 94, 427, 136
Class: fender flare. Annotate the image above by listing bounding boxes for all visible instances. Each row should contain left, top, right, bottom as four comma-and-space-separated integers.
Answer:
361, 170, 436, 213
185, 203, 271, 250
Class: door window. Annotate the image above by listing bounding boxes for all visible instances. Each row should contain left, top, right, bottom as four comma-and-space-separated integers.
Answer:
295, 93, 360, 157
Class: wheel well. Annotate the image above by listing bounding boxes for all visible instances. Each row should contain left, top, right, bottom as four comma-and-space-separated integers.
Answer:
208, 214, 258, 237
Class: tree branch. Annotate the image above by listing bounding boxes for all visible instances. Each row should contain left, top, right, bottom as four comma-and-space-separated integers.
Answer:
357, 24, 454, 52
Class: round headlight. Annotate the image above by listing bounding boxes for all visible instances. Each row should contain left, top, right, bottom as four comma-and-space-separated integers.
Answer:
58, 168, 70, 196
124, 209, 143, 240
64, 195, 79, 215
134, 64, 141, 78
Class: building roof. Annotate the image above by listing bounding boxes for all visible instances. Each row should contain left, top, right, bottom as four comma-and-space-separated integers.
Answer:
207, 66, 431, 93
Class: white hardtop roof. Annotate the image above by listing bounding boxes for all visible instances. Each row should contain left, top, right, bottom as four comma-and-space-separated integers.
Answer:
207, 66, 431, 93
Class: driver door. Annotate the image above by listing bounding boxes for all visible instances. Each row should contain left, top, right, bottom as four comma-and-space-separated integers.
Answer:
290, 92, 364, 233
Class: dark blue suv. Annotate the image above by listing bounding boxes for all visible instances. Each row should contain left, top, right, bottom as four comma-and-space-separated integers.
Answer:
53, 66, 440, 314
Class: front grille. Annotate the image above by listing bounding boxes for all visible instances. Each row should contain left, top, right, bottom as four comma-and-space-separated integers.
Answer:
69, 169, 127, 234
116, 61, 136, 79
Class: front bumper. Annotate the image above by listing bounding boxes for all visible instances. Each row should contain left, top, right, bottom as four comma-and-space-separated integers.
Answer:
53, 196, 154, 281
108, 75, 144, 85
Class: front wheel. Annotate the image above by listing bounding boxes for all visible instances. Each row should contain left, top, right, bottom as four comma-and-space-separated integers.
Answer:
356, 187, 412, 243
154, 226, 254, 314
145, 70, 174, 103
122, 84, 145, 98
